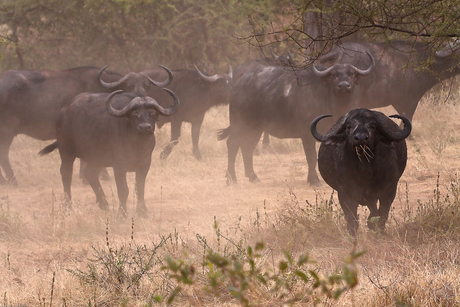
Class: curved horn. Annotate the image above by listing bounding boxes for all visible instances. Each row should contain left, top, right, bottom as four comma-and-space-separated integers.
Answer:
310, 115, 332, 142
144, 88, 180, 116
194, 65, 220, 83
270, 48, 279, 60
353, 51, 375, 76
377, 114, 412, 142
228, 65, 233, 81
312, 63, 335, 77
146, 65, 173, 88
287, 50, 294, 64
98, 66, 131, 89
105, 90, 139, 117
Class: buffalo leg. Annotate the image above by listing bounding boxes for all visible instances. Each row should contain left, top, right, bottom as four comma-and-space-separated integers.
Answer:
135, 163, 150, 217
0, 134, 17, 185
79, 160, 110, 182
376, 186, 398, 231
160, 120, 181, 159
113, 168, 129, 218
241, 130, 263, 182
85, 165, 109, 211
338, 192, 359, 237
226, 133, 240, 185
301, 136, 320, 186
191, 114, 205, 160
60, 153, 76, 203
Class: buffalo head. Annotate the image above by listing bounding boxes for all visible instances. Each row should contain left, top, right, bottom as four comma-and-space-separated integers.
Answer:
106, 89, 179, 135
312, 52, 375, 94
311, 108, 411, 162
270, 48, 295, 66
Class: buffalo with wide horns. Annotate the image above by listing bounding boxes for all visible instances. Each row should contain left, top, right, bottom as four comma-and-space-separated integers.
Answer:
219, 53, 374, 186
0, 66, 134, 185
311, 108, 411, 236
39, 73, 179, 217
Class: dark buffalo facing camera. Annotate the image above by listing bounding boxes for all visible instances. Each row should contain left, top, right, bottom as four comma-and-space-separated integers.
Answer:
311, 108, 411, 236
39, 85, 179, 218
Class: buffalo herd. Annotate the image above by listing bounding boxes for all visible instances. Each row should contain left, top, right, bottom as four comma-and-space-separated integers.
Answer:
1, 39, 459, 235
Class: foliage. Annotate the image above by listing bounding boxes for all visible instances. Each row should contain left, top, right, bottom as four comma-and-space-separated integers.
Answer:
241, 0, 460, 64
0, 0, 287, 71
161, 241, 364, 306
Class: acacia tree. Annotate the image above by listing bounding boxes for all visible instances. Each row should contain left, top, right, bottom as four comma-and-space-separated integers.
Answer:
238, 0, 460, 66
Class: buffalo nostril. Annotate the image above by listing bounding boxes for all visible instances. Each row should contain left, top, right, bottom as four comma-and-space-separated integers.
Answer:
337, 82, 351, 91
354, 133, 369, 142
138, 123, 153, 132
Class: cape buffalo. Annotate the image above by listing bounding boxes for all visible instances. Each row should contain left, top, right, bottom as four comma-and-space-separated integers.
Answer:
318, 40, 460, 121
0, 66, 126, 185
234, 50, 295, 147
219, 53, 375, 186
39, 89, 179, 217
310, 108, 411, 236
142, 66, 233, 160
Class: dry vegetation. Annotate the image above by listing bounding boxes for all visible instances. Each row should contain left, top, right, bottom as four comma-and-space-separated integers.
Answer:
2, 83, 460, 306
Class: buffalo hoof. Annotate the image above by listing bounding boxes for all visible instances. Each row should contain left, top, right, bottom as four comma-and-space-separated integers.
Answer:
226, 173, 237, 186
248, 174, 260, 183
9, 178, 18, 186
100, 169, 111, 181
160, 150, 170, 160
308, 178, 322, 187
136, 206, 149, 219
98, 199, 109, 211
193, 151, 203, 161
118, 207, 128, 221
2, 175, 18, 186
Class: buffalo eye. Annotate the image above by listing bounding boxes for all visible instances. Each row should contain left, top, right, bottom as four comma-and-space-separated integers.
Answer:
131, 110, 141, 118
346, 124, 353, 130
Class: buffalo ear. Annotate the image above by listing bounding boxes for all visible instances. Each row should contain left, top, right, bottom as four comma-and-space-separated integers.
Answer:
324, 134, 346, 146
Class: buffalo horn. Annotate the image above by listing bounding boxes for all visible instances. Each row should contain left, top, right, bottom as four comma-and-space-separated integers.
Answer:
435, 40, 460, 58
312, 63, 335, 77
144, 88, 180, 116
377, 114, 412, 142
144, 65, 173, 88
310, 114, 332, 142
98, 66, 133, 89
105, 90, 140, 117
228, 65, 233, 81
194, 66, 222, 83
270, 48, 279, 60
312, 51, 375, 77
353, 52, 375, 75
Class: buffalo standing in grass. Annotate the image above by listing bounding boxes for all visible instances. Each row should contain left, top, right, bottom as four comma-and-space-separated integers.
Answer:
0, 66, 131, 185
219, 53, 374, 186
142, 66, 233, 160
39, 89, 179, 217
318, 40, 460, 121
310, 108, 411, 236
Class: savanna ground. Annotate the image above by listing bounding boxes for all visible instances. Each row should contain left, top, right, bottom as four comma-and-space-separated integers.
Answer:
2, 84, 460, 306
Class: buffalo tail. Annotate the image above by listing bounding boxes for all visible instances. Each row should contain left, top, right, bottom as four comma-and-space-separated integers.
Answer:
38, 141, 58, 156
217, 126, 231, 141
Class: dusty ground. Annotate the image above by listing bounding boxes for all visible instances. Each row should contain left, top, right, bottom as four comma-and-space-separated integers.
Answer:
1, 93, 460, 305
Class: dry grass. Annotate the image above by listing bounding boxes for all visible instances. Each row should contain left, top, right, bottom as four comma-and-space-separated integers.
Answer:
2, 81, 460, 306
